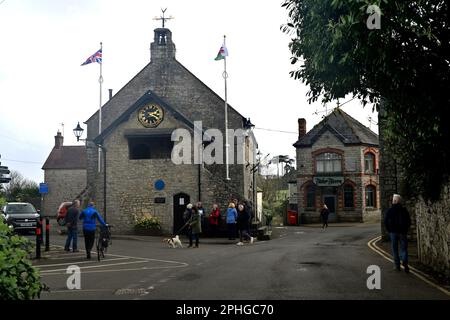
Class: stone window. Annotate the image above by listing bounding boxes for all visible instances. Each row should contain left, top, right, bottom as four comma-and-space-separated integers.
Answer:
344, 185, 354, 208
306, 184, 316, 208
128, 137, 173, 160
365, 185, 376, 208
316, 152, 342, 174
364, 152, 376, 174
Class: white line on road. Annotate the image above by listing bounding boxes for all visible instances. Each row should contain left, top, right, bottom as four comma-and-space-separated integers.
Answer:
41, 263, 188, 276
35, 257, 130, 268
40, 260, 150, 274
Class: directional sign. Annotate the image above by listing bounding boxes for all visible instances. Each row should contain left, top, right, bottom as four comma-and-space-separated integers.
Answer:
0, 178, 11, 183
0, 166, 10, 175
39, 183, 49, 194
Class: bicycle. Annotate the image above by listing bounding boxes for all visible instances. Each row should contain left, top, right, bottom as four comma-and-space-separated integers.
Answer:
96, 224, 112, 261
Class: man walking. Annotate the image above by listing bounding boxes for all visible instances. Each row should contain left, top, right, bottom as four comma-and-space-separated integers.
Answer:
320, 204, 330, 229
64, 199, 81, 252
384, 194, 411, 273
79, 201, 106, 259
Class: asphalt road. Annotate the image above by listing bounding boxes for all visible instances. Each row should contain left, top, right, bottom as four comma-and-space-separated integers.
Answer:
33, 223, 449, 300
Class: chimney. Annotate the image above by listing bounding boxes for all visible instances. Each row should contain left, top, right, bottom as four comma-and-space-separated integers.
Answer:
54, 131, 64, 149
108, 89, 113, 100
298, 118, 307, 140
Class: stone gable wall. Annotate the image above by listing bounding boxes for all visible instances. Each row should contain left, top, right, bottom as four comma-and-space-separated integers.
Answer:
43, 169, 86, 217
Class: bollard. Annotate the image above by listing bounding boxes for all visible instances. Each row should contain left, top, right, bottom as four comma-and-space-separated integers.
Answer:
45, 217, 50, 252
39, 217, 44, 245
36, 221, 41, 259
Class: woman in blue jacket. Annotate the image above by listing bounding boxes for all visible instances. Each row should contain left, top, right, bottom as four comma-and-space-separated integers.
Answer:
79, 201, 106, 259
226, 203, 238, 240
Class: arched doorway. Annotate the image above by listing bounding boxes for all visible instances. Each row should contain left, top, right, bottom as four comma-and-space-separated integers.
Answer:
173, 193, 190, 234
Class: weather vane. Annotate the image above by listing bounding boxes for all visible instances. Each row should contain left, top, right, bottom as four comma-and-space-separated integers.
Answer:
153, 8, 173, 28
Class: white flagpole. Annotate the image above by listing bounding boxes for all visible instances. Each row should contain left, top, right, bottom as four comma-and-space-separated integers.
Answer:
98, 42, 103, 173
223, 35, 230, 181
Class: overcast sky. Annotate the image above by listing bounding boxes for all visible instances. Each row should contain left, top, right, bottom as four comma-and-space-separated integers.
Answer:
0, 0, 378, 183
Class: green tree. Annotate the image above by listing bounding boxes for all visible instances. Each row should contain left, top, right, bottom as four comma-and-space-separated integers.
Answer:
282, 0, 449, 199
3, 171, 39, 205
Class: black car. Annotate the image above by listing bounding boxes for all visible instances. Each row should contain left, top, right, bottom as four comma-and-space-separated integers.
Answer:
1, 202, 40, 232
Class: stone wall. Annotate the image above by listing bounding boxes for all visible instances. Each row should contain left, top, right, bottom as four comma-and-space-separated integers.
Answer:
378, 103, 417, 240
414, 183, 450, 279
43, 169, 86, 217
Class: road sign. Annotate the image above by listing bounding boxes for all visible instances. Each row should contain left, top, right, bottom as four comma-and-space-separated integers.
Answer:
0, 178, 11, 183
39, 183, 49, 194
0, 165, 10, 175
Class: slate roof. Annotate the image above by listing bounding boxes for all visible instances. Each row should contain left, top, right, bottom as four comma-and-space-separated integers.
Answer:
42, 146, 86, 170
293, 108, 379, 148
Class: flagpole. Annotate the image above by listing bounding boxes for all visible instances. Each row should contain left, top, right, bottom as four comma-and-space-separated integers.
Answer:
223, 35, 230, 181
98, 42, 103, 173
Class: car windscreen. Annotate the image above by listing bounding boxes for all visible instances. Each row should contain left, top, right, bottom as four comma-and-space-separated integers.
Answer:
6, 204, 37, 214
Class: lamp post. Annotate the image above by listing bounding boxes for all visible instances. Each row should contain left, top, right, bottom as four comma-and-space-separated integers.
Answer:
73, 122, 107, 222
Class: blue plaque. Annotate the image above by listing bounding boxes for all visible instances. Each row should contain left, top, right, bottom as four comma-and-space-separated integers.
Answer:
155, 179, 165, 191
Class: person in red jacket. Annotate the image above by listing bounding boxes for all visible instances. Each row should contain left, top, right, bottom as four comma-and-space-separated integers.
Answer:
208, 204, 220, 237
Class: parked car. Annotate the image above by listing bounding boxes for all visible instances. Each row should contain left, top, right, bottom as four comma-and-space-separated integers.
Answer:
56, 201, 72, 235
1, 202, 40, 233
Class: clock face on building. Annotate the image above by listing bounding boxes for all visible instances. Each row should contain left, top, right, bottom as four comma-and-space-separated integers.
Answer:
138, 104, 164, 128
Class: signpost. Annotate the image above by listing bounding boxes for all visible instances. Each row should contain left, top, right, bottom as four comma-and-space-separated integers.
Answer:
39, 183, 49, 194
313, 176, 344, 187
0, 154, 11, 183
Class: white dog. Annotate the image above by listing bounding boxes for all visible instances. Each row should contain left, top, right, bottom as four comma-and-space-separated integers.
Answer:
164, 235, 183, 248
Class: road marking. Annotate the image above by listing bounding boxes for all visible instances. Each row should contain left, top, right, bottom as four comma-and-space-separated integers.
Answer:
35, 257, 130, 268
367, 236, 450, 297
40, 264, 188, 276
42, 289, 112, 294
40, 260, 150, 274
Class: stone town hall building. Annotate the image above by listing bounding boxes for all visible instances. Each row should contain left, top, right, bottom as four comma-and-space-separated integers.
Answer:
42, 27, 257, 234
293, 109, 380, 223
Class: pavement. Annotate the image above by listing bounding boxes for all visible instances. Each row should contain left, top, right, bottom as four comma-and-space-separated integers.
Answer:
28, 222, 450, 300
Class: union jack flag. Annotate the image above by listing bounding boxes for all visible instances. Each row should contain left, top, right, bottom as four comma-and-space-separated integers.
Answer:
81, 48, 102, 66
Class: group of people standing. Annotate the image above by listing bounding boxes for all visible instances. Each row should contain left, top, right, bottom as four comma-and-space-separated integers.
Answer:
63, 199, 107, 259
226, 201, 254, 245
182, 199, 255, 247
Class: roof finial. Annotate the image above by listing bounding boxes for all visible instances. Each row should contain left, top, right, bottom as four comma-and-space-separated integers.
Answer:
153, 8, 174, 28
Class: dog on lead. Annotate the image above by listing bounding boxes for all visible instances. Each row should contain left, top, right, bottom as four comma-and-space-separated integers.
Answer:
164, 235, 183, 248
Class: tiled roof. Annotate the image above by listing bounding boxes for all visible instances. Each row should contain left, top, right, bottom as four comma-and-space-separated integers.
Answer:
42, 146, 86, 170
293, 109, 378, 148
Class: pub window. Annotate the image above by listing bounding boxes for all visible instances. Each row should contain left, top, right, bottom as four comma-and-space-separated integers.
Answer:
306, 184, 316, 208
365, 185, 376, 208
364, 152, 376, 174
316, 152, 342, 173
128, 136, 173, 160
344, 185, 354, 208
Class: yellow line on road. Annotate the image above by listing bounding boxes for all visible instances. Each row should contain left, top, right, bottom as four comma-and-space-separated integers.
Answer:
367, 236, 450, 297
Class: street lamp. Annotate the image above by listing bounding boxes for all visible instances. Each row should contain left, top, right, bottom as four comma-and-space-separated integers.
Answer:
73, 122, 84, 142
73, 122, 107, 222
243, 118, 255, 133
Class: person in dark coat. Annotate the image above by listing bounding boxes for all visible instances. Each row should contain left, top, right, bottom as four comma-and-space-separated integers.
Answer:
320, 204, 330, 229
64, 199, 80, 252
236, 204, 253, 245
188, 206, 202, 248
384, 194, 411, 273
